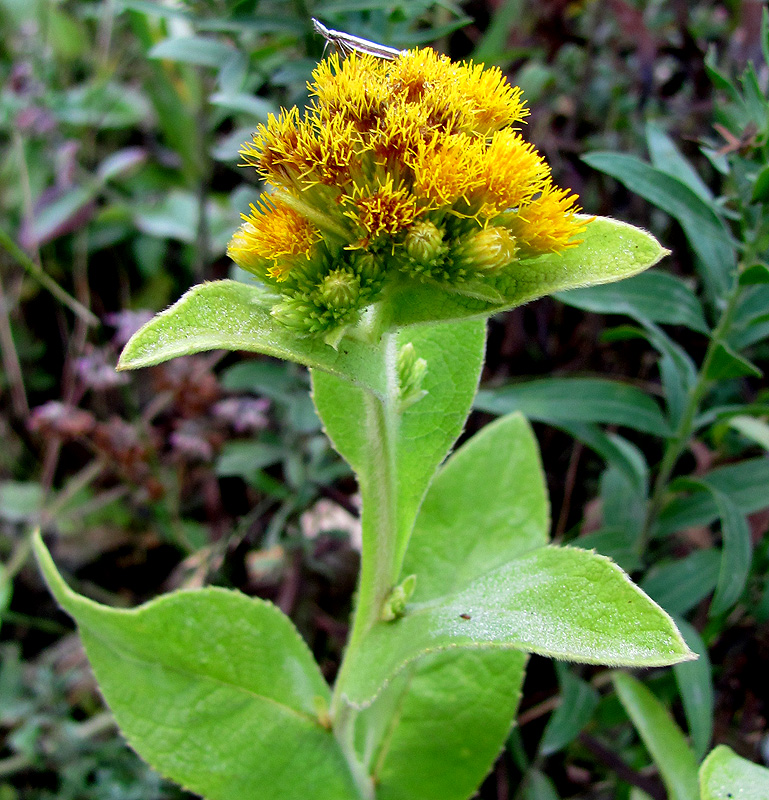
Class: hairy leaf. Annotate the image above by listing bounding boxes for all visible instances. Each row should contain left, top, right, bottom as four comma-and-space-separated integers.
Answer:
33, 534, 359, 800
343, 546, 693, 706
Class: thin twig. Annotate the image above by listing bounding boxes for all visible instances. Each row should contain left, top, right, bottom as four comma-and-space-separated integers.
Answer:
0, 227, 98, 326
555, 440, 583, 539
0, 266, 29, 417
578, 733, 665, 800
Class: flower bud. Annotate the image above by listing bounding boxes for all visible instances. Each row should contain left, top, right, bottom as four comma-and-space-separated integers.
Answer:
452, 225, 518, 274
318, 268, 361, 310
404, 220, 446, 265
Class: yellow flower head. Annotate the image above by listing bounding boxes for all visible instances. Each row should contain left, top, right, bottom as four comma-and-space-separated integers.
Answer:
228, 196, 320, 281
229, 42, 591, 336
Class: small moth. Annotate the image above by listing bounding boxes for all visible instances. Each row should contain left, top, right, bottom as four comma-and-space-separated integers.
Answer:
311, 18, 404, 61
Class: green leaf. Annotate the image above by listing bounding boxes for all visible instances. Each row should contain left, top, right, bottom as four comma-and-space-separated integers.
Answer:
655, 457, 769, 536
388, 217, 669, 327
705, 342, 763, 379
359, 650, 527, 800
751, 165, 769, 203
613, 672, 699, 800
0, 482, 43, 523
0, 563, 12, 632
555, 271, 708, 333
475, 378, 671, 436
148, 36, 238, 68
539, 664, 599, 756
645, 122, 715, 203
673, 480, 753, 616
558, 424, 647, 491
118, 280, 387, 394
700, 745, 769, 799
312, 319, 486, 568
640, 550, 722, 617
342, 546, 693, 706
403, 413, 549, 601
726, 415, 769, 450
574, 528, 641, 573
583, 152, 735, 295
673, 619, 713, 761
520, 769, 561, 800
739, 263, 769, 285
33, 533, 359, 800
215, 441, 285, 478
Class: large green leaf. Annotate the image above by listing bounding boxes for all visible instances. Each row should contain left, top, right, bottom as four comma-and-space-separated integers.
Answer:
555, 271, 709, 333
358, 649, 527, 800
700, 745, 769, 799
475, 378, 671, 436
352, 413, 542, 800
33, 534, 359, 800
342, 546, 693, 706
118, 280, 387, 394
312, 319, 486, 572
403, 413, 549, 600
583, 152, 735, 296
388, 217, 668, 327
613, 672, 699, 800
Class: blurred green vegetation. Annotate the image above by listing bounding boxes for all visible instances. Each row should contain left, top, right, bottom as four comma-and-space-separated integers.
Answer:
1, 1, 768, 797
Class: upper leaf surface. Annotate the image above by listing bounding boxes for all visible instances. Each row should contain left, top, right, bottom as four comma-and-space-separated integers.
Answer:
33, 534, 359, 800
388, 217, 669, 327
700, 745, 769, 800
343, 546, 693, 706
403, 413, 549, 601
118, 280, 386, 394
360, 650, 527, 800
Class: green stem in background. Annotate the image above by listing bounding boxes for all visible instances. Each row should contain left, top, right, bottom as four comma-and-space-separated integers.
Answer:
644, 226, 766, 540
330, 331, 401, 798
0, 226, 99, 326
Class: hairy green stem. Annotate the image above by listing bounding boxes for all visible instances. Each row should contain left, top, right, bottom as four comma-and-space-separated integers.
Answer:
330, 331, 402, 797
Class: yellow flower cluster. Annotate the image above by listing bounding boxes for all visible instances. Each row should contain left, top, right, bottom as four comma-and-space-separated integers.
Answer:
228, 47, 590, 336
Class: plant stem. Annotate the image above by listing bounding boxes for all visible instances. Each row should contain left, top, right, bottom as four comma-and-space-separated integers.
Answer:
330, 331, 401, 797
644, 269, 747, 541
0, 226, 98, 326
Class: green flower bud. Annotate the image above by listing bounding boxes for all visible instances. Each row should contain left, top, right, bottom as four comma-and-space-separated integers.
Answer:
404, 220, 446, 265
452, 225, 518, 274
381, 574, 417, 622
318, 268, 361, 310
397, 342, 428, 410
271, 297, 324, 335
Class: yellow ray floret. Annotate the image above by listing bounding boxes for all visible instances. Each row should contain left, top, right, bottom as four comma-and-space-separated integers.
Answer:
243, 109, 359, 189
410, 134, 485, 207
346, 178, 420, 245
477, 129, 551, 215
456, 62, 529, 135
228, 196, 320, 280
311, 53, 388, 130
509, 183, 590, 254
387, 47, 459, 103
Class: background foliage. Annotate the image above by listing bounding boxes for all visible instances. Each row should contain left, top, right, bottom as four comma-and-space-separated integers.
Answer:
1, 0, 768, 798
